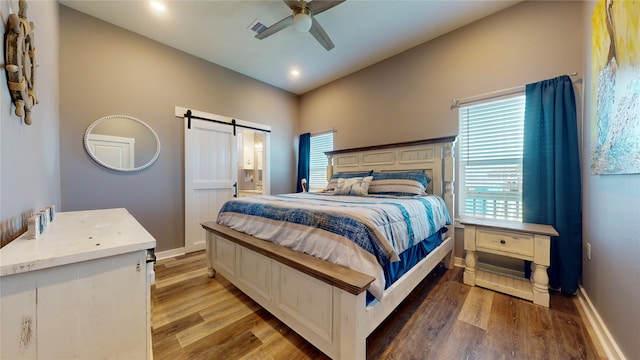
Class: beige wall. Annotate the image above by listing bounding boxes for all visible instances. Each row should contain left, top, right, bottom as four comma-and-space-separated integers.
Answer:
581, 2, 639, 358
300, 1, 583, 150
59, 6, 298, 252
1, 0, 60, 247
300, 1, 584, 258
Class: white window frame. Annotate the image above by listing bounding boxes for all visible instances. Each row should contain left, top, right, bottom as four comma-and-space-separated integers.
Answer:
308, 131, 334, 191
458, 95, 525, 222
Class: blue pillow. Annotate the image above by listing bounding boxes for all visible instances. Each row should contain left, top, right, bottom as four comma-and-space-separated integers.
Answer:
333, 171, 372, 179
368, 171, 431, 196
371, 170, 430, 188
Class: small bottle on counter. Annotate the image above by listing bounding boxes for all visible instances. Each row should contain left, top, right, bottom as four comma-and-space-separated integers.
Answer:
46, 205, 55, 222
27, 215, 41, 239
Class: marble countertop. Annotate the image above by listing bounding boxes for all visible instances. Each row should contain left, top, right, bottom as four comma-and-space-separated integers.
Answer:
1, 208, 156, 276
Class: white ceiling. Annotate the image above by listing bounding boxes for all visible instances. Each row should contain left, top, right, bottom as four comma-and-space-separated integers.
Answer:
59, 0, 521, 95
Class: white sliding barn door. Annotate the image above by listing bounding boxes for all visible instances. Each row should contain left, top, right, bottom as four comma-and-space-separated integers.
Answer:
184, 118, 237, 253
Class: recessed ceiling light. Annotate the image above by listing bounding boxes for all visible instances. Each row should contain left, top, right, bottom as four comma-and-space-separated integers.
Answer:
290, 69, 300, 77
150, 1, 166, 12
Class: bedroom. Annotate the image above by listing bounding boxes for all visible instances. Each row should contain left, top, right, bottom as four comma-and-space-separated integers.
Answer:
1, 0, 638, 359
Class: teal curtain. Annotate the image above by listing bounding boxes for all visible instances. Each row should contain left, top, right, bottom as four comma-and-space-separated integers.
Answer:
296, 133, 311, 192
523, 75, 582, 295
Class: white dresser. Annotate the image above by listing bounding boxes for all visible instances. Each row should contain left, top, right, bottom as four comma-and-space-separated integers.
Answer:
0, 208, 156, 359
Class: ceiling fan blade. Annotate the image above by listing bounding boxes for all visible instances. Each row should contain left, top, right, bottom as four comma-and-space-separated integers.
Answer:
255, 15, 294, 40
282, 0, 302, 10
307, 0, 345, 16
308, 17, 334, 51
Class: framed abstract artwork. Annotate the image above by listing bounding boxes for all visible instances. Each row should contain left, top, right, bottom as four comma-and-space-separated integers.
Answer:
590, 0, 640, 175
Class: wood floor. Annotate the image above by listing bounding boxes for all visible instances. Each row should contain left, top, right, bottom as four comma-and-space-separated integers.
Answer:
151, 251, 607, 360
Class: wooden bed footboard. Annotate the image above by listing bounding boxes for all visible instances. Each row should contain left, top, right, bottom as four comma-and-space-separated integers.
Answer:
202, 222, 453, 360
202, 222, 373, 359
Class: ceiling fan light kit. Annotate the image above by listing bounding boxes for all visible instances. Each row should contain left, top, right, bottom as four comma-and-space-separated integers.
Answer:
255, 0, 345, 51
293, 11, 312, 33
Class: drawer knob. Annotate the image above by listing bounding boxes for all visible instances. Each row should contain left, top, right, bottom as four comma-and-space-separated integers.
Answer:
500, 239, 506, 245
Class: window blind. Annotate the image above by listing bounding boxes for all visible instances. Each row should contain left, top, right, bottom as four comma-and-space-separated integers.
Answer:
459, 95, 525, 221
309, 132, 334, 190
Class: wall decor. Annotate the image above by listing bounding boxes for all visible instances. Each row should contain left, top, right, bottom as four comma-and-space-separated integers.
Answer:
591, 0, 640, 174
4, 0, 38, 125
84, 115, 161, 172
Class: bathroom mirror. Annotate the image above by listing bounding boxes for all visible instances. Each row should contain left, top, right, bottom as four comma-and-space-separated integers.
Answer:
84, 115, 160, 172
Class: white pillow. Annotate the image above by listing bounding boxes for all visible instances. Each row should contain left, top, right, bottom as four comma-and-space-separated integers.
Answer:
334, 176, 373, 196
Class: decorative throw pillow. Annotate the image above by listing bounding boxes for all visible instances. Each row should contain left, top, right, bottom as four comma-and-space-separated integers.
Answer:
334, 176, 373, 196
368, 170, 430, 196
324, 171, 373, 192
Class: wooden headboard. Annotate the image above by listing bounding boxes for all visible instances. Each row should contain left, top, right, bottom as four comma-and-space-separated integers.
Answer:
325, 136, 456, 238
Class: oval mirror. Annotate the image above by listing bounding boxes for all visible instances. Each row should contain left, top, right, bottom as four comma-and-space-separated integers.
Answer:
84, 115, 161, 172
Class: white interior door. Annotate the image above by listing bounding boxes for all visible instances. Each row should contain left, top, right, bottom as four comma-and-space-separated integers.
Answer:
184, 118, 236, 253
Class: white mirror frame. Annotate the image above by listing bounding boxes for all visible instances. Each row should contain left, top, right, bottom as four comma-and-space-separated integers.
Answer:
84, 114, 161, 172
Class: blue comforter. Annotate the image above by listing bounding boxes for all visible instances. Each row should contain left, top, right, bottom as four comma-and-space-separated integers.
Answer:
217, 192, 450, 300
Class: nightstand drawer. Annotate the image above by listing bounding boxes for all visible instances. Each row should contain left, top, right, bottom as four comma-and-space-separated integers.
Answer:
476, 229, 534, 258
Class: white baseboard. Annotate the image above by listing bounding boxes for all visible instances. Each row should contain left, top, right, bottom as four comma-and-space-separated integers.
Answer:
454, 256, 465, 268
185, 243, 206, 254
155, 247, 186, 261
577, 286, 627, 360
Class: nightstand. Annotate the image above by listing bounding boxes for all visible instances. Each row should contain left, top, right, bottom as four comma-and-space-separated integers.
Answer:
460, 217, 558, 307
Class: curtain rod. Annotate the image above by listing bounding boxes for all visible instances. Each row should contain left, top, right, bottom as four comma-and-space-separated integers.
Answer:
450, 73, 581, 110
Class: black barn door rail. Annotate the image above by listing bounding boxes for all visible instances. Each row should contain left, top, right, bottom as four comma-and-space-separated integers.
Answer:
185, 110, 272, 134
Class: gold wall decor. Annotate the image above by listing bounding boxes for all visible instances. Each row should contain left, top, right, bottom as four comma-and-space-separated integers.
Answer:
4, 0, 38, 125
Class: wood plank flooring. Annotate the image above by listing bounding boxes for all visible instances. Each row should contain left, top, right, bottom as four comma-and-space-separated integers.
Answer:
151, 251, 607, 360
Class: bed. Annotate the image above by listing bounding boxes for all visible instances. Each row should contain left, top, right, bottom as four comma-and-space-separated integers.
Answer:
201, 137, 456, 359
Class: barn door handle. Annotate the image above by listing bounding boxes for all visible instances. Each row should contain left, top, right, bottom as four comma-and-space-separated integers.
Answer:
233, 182, 238, 198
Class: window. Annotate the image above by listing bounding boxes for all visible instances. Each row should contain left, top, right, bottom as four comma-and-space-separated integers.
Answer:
458, 95, 525, 221
308, 132, 334, 191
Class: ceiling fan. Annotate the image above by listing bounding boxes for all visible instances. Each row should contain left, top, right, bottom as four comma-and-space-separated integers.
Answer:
255, 0, 345, 51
